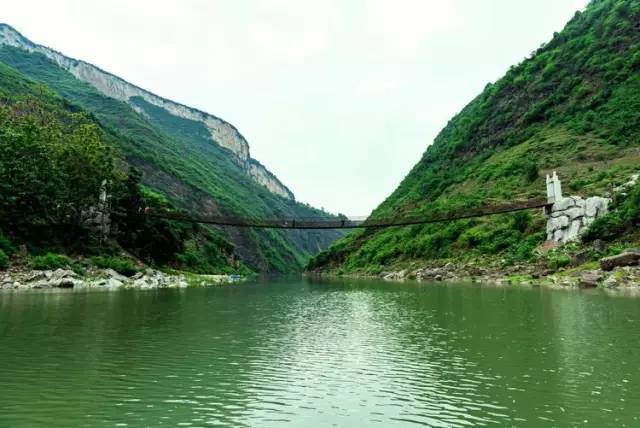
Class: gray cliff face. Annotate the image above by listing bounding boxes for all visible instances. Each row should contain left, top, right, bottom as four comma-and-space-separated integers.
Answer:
0, 23, 294, 200
248, 159, 294, 200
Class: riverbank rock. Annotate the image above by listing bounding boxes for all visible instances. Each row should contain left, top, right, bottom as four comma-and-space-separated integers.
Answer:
600, 250, 640, 271
93, 277, 124, 289
130, 270, 188, 289
104, 268, 129, 282
579, 271, 603, 288
603, 275, 618, 288
0, 267, 240, 291
30, 269, 80, 288
382, 270, 407, 281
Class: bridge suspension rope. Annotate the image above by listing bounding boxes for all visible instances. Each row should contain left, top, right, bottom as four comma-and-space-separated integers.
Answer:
141, 197, 550, 230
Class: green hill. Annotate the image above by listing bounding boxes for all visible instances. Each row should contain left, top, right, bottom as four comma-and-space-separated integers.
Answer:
309, 0, 640, 274
0, 25, 341, 273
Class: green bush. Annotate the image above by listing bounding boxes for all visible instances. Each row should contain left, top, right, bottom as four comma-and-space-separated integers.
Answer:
548, 253, 571, 270
0, 249, 9, 269
0, 233, 14, 255
583, 182, 640, 242
31, 253, 72, 270
90, 256, 139, 277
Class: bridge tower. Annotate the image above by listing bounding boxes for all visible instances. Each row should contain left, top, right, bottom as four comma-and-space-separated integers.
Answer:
546, 171, 562, 204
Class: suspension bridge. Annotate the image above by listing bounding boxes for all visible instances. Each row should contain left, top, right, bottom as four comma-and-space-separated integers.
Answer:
142, 197, 551, 230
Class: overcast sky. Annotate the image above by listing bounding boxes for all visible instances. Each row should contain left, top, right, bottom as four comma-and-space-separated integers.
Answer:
4, 0, 588, 215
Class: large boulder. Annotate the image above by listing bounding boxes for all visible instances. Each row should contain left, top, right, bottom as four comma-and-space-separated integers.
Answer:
28, 268, 80, 288
104, 268, 128, 282
600, 251, 640, 271
579, 271, 603, 288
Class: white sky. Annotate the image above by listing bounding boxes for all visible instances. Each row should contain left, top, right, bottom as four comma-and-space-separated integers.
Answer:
4, 0, 588, 215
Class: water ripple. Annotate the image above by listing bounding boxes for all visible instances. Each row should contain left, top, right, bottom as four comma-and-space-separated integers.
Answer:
2, 279, 640, 427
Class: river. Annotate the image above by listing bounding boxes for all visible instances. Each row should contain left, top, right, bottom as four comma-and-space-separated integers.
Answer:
1, 278, 639, 427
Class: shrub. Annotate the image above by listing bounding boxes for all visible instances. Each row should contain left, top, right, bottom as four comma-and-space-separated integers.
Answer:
582, 212, 625, 242
548, 253, 571, 270
0, 249, 9, 269
583, 182, 640, 242
31, 253, 72, 270
0, 233, 14, 255
90, 256, 139, 277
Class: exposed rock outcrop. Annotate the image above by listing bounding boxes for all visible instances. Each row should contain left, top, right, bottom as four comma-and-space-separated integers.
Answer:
248, 159, 294, 200
0, 23, 293, 200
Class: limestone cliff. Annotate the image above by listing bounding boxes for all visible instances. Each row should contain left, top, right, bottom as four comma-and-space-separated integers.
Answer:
0, 23, 293, 200
248, 159, 294, 200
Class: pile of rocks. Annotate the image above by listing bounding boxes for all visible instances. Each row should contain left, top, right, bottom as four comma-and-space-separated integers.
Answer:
381, 262, 502, 283
546, 265, 640, 289
375, 250, 640, 289
0, 268, 241, 291
2, 269, 83, 289
414, 263, 481, 282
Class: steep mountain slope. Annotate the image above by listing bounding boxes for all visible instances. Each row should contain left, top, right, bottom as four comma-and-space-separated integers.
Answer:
0, 24, 341, 273
310, 0, 640, 273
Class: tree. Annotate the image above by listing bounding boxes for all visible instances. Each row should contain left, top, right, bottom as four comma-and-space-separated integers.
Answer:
0, 99, 115, 229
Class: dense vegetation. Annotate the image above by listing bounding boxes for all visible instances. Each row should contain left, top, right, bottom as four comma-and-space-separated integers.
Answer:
0, 31, 341, 273
309, 0, 640, 273
0, 60, 252, 274
583, 180, 640, 242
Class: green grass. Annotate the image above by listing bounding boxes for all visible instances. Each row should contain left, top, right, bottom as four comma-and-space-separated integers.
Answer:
90, 256, 139, 277
31, 253, 72, 270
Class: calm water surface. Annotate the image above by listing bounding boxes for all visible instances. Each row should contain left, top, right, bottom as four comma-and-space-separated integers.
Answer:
1, 278, 640, 427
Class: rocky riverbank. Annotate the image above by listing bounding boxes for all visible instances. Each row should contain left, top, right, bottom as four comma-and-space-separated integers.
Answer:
313, 249, 640, 289
0, 267, 244, 291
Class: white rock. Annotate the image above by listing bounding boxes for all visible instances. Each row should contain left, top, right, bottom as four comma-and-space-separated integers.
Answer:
553, 197, 576, 211
51, 269, 77, 280
564, 207, 585, 220
603, 276, 618, 288
586, 196, 609, 217
565, 219, 583, 242
104, 269, 128, 282
553, 230, 564, 241
546, 217, 560, 233
103, 278, 124, 289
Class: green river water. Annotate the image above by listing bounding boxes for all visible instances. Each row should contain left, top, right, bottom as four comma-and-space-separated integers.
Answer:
1, 278, 640, 427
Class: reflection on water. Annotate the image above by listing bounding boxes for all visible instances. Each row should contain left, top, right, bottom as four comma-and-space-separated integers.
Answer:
1, 278, 640, 427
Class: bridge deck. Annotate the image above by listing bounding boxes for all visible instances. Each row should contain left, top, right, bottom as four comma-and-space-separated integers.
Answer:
143, 197, 551, 229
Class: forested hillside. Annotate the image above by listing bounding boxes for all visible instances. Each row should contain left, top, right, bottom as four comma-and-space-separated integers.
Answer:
0, 26, 342, 273
310, 0, 640, 274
